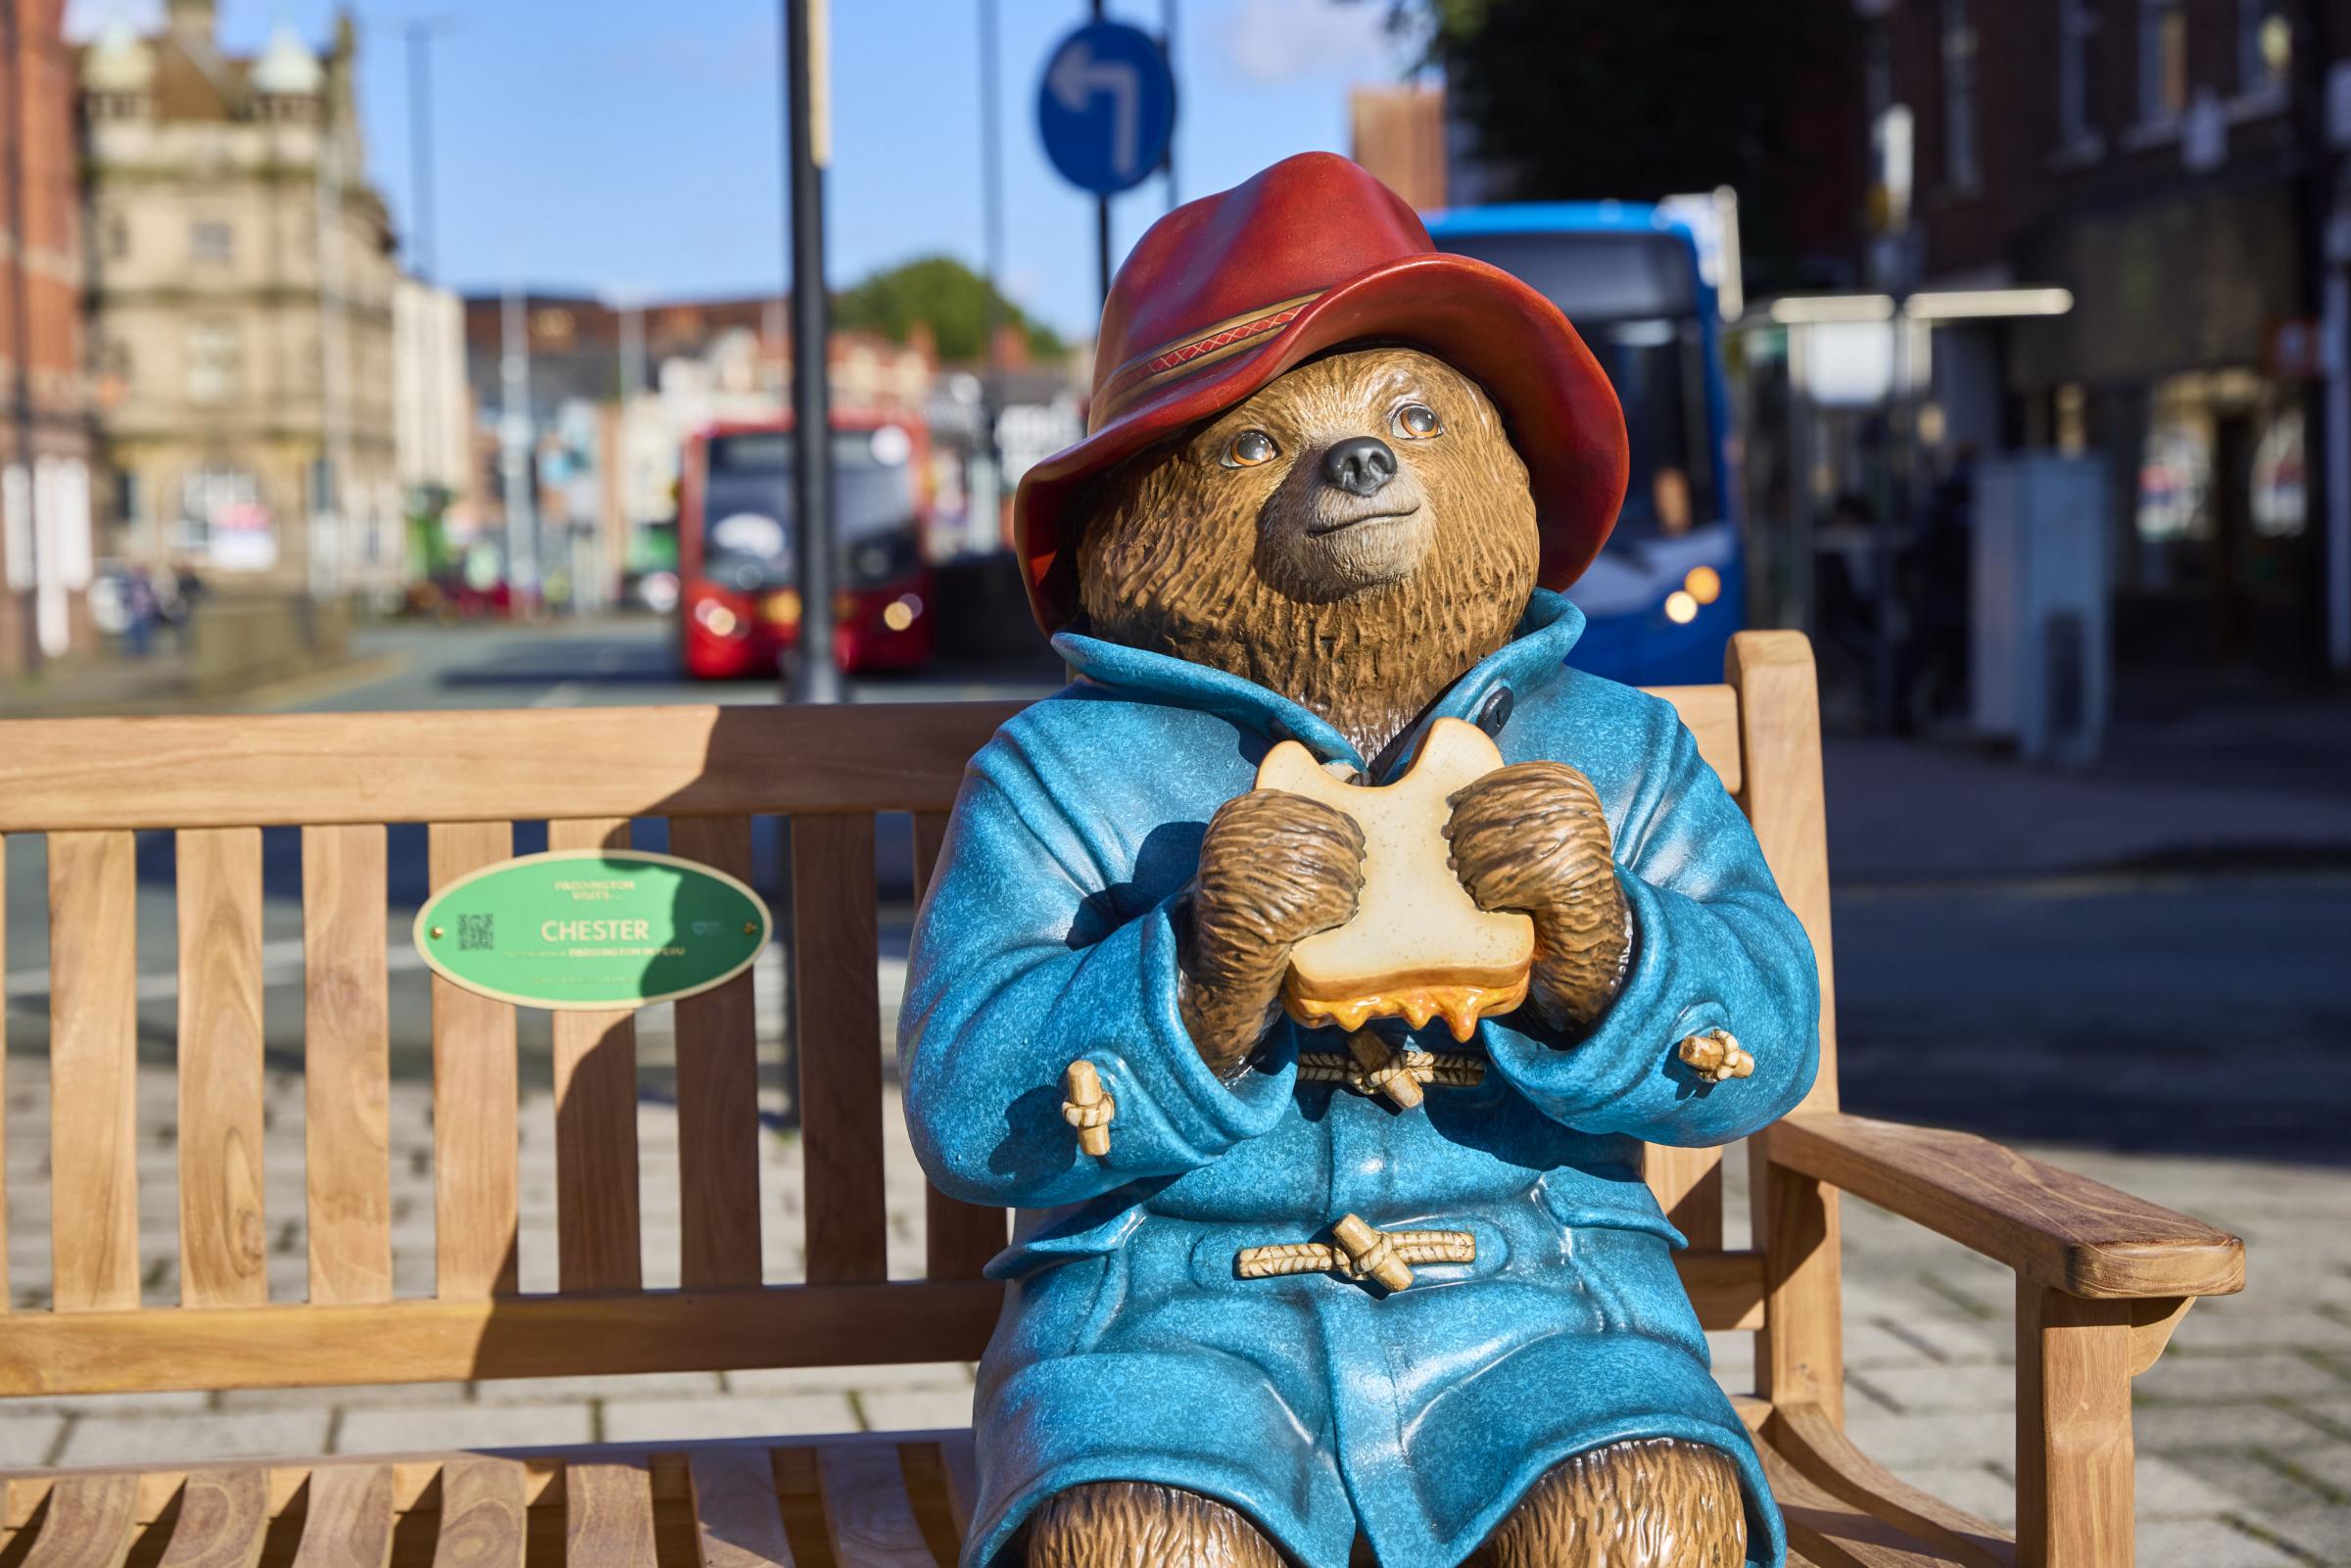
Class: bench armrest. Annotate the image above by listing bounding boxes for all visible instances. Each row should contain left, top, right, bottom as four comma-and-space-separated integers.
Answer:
1764, 1111, 2244, 1300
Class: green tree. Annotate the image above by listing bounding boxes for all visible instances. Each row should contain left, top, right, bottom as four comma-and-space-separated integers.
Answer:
834, 255, 1066, 362
1379, 0, 1860, 285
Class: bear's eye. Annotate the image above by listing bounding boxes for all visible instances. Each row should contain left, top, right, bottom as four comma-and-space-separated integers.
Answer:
1392, 403, 1443, 440
1221, 429, 1281, 469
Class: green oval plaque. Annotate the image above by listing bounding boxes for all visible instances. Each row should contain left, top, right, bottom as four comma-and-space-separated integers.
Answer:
414, 850, 771, 1010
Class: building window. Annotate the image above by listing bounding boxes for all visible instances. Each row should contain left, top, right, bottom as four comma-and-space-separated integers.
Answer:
2140, 0, 2188, 125
105, 214, 130, 261
1942, 0, 1980, 188
191, 220, 234, 264
2059, 0, 2100, 151
187, 322, 242, 405
2239, 0, 2291, 97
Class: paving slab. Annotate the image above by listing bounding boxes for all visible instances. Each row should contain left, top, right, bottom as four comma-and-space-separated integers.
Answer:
2268, 1505, 2351, 1564
857, 1387, 977, 1433
2133, 1515, 2304, 1568
1884, 1463, 2014, 1530
58, 1409, 334, 1466
2138, 1352, 2351, 1405
2171, 1449, 2345, 1513
600, 1394, 857, 1444
472, 1371, 725, 1405
0, 1416, 67, 1469
334, 1402, 596, 1455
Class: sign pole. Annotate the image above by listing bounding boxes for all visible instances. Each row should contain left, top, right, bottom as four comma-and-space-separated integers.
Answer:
1096, 198, 1112, 316
783, 0, 842, 704
1090, 0, 1109, 313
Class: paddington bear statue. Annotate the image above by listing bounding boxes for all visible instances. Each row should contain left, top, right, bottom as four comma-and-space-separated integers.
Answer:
900, 154, 1820, 1568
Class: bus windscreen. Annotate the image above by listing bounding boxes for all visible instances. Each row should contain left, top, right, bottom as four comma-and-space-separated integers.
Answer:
699, 429, 920, 591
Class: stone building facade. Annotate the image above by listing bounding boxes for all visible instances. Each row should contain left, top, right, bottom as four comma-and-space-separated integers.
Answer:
80, 0, 402, 601
2, 0, 97, 675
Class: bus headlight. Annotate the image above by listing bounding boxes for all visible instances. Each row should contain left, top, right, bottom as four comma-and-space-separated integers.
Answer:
883, 594, 922, 632
1683, 565, 1722, 605
1663, 591, 1700, 625
695, 597, 744, 638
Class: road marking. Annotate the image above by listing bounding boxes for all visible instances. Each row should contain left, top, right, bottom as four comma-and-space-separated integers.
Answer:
533, 681, 586, 708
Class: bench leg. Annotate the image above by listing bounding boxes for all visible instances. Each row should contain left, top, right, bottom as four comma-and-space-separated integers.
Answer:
2016, 1283, 2135, 1568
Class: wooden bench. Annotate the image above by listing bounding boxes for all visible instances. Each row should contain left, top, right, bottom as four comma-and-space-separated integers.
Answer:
0, 631, 2243, 1568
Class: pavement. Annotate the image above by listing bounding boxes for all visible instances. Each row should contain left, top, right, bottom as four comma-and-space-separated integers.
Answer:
0, 616, 2346, 1565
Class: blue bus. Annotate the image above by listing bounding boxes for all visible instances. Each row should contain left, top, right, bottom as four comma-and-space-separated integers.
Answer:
1427, 203, 1740, 687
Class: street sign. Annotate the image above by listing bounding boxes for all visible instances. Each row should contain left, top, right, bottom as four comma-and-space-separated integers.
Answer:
1037, 21, 1175, 197
414, 849, 770, 1010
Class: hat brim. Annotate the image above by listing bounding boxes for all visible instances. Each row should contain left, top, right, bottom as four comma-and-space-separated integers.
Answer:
1014, 250, 1630, 634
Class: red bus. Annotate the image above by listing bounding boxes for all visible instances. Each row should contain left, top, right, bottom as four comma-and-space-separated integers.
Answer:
676, 413, 936, 680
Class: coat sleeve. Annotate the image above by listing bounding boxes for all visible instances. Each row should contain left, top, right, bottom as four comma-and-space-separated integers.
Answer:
897, 741, 1295, 1210
1481, 710, 1820, 1145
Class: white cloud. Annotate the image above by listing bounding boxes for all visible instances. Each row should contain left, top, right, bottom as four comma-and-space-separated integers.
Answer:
1216, 0, 1409, 86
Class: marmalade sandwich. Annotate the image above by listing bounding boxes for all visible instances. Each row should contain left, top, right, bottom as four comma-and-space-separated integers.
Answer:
1255, 718, 1535, 1042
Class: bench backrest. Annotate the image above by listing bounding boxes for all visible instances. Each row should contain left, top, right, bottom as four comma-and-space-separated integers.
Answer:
0, 632, 1834, 1400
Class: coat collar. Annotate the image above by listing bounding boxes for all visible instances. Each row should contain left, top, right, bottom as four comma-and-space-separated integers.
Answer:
1051, 590, 1587, 780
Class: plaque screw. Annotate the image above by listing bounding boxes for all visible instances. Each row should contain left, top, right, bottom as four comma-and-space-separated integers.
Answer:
743, 921, 757, 934
429, 927, 444, 940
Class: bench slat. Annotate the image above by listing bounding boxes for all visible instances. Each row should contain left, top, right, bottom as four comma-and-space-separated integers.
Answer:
0, 1280, 1006, 1397
1644, 1145, 1725, 1253
434, 1460, 527, 1568
177, 829, 269, 1308
0, 704, 1024, 832
908, 811, 948, 905
563, 1461, 657, 1568
22, 1473, 140, 1568
687, 1449, 795, 1568
1757, 1440, 1961, 1567
814, 1445, 934, 1568
909, 810, 1006, 1284
155, 1468, 267, 1568
936, 1434, 978, 1544
427, 823, 521, 1300
548, 819, 646, 1292
670, 816, 763, 1289
290, 1465, 394, 1568
792, 816, 885, 1286
47, 831, 141, 1313
301, 826, 394, 1306
921, 1189, 1004, 1285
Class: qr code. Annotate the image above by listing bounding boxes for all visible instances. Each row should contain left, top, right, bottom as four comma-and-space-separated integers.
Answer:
457, 913, 495, 952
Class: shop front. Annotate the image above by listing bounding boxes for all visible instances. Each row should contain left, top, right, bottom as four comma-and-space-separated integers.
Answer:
2012, 180, 2324, 675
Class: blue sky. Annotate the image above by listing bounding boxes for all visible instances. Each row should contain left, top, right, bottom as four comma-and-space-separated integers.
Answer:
66, 0, 1421, 340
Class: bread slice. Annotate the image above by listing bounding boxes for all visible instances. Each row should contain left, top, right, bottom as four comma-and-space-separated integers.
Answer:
1255, 717, 1534, 1042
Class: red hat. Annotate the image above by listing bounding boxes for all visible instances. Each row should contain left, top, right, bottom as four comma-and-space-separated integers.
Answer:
1013, 152, 1628, 634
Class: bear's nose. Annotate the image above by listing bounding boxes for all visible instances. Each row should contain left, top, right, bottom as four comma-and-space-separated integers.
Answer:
1320, 436, 1397, 498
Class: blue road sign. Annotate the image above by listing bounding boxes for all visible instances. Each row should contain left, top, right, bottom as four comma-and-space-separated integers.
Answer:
1037, 21, 1176, 197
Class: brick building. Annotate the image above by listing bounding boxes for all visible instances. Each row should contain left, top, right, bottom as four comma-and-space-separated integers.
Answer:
1861, 0, 2345, 674
1, 0, 97, 676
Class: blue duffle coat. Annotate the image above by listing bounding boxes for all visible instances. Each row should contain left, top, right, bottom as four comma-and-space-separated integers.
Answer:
900, 591, 1820, 1568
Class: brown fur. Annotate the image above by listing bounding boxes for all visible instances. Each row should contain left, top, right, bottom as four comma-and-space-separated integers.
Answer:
1028, 1482, 1284, 1568
1182, 788, 1366, 1076
1469, 1439, 1747, 1568
1023, 1441, 1741, 1568
1077, 348, 1539, 766
1444, 761, 1631, 1034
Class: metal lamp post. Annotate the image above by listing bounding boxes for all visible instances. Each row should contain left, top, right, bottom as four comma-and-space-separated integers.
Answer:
783, 0, 842, 703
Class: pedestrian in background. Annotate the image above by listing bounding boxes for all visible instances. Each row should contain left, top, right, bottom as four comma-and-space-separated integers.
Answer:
121, 566, 159, 658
